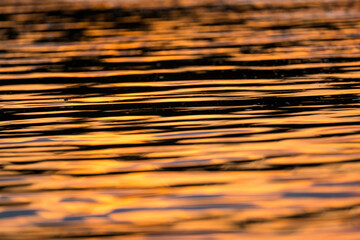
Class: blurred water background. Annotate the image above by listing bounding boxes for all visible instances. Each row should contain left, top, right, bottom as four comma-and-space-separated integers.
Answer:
1, 0, 360, 239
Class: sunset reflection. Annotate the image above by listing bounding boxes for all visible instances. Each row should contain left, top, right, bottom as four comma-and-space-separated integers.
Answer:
1, 0, 360, 239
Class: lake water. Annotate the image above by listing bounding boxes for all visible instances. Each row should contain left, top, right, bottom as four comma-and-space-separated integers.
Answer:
1, 0, 360, 239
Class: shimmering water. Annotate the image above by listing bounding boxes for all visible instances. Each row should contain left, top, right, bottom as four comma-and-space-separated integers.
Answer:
1, 0, 360, 239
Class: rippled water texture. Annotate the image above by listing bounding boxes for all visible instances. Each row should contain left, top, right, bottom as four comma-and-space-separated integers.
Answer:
1, 0, 360, 239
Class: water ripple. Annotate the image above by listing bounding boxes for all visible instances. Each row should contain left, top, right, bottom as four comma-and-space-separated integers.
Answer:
0, 0, 360, 239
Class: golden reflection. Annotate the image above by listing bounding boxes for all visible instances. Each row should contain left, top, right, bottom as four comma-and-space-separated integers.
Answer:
1, 0, 360, 239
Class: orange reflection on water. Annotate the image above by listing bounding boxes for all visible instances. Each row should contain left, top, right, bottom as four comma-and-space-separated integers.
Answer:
1, 0, 360, 239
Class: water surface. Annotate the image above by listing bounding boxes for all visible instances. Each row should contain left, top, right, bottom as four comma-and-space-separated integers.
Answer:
1, 0, 360, 239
